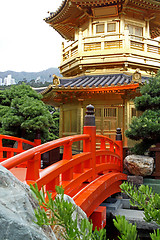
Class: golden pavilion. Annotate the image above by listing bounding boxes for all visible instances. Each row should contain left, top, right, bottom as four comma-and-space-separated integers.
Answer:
42, 0, 160, 151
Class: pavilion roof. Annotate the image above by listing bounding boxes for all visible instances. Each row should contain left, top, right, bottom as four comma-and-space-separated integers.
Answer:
44, 0, 160, 40
41, 73, 148, 106
58, 73, 148, 88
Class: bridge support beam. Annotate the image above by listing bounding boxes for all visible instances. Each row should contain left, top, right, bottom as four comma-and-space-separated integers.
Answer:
89, 206, 106, 230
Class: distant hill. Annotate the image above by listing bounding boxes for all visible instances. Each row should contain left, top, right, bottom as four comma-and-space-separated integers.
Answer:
0, 68, 61, 83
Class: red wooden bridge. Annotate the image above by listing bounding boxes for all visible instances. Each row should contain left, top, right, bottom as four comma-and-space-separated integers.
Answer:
0, 105, 127, 219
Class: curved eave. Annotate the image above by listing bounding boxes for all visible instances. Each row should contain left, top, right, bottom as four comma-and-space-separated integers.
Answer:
74, 0, 160, 7
45, 0, 122, 23
41, 85, 54, 95
42, 83, 140, 106
44, 1, 85, 40
42, 82, 139, 96
42, 81, 140, 107
45, 0, 121, 23
50, 24, 75, 40
45, 0, 160, 23
45, 0, 67, 22
130, 0, 160, 8
44, 0, 160, 40
125, 0, 160, 38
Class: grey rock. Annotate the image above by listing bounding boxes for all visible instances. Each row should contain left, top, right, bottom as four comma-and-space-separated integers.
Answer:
63, 194, 88, 222
51, 194, 88, 240
0, 165, 56, 240
124, 155, 154, 176
127, 175, 143, 186
111, 209, 159, 230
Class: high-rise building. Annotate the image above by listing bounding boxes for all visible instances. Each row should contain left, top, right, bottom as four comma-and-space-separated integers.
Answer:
3, 75, 16, 86
0, 78, 3, 86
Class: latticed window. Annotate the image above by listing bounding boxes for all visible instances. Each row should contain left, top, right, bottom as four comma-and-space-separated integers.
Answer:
128, 24, 143, 40
95, 108, 101, 117
135, 27, 142, 37
104, 108, 117, 117
107, 23, 116, 32
96, 23, 105, 33
95, 107, 118, 140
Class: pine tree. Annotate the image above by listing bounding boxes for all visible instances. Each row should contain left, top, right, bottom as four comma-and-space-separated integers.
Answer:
0, 84, 59, 142
125, 72, 160, 155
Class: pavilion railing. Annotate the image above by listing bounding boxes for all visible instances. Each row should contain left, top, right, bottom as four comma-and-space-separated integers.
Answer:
61, 32, 160, 69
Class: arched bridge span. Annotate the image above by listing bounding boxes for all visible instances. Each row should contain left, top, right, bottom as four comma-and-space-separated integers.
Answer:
0, 105, 127, 217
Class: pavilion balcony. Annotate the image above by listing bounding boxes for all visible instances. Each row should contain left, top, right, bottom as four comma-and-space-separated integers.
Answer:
60, 31, 160, 76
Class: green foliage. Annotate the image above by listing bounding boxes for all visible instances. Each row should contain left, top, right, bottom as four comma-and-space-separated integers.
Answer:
125, 71, 160, 154
31, 182, 160, 240
113, 215, 139, 240
120, 182, 160, 225
130, 139, 154, 155
0, 84, 59, 142
126, 110, 160, 141
140, 75, 160, 99
0, 84, 41, 106
150, 229, 160, 240
30, 184, 106, 240
134, 94, 160, 112
47, 106, 59, 140
119, 182, 160, 240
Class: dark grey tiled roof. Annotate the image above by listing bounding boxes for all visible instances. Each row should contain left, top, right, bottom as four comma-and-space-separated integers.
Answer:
59, 74, 148, 88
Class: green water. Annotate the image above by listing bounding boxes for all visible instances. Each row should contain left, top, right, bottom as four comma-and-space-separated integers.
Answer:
143, 178, 160, 194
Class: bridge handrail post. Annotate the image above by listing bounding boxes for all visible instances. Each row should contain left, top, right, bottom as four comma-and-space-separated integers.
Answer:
109, 142, 114, 152
83, 105, 96, 180
115, 128, 123, 172
100, 138, 106, 150
62, 141, 73, 181
34, 138, 41, 146
17, 139, 23, 153
34, 138, 41, 168
26, 152, 40, 182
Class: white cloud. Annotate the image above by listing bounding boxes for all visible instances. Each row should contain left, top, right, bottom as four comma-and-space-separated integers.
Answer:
0, 0, 64, 72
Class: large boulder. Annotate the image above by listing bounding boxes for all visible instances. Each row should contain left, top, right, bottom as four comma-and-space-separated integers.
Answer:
124, 155, 154, 176
0, 165, 56, 240
0, 165, 88, 240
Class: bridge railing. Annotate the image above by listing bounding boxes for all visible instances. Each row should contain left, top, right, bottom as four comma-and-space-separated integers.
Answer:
1, 134, 90, 182
1, 105, 123, 195
0, 134, 41, 166
96, 134, 123, 172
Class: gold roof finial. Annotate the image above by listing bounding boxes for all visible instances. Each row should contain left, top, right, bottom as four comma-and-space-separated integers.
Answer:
132, 69, 142, 83
53, 75, 60, 87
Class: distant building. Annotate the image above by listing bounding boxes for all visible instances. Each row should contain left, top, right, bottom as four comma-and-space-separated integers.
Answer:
35, 76, 41, 83
3, 75, 16, 86
0, 78, 2, 86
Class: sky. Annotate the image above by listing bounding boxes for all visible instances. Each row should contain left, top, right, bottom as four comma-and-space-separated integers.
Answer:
0, 0, 64, 72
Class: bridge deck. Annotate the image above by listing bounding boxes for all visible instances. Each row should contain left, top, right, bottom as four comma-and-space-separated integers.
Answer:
0, 122, 127, 217
73, 172, 127, 216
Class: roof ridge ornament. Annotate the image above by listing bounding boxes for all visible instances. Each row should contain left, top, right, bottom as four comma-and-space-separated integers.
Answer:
53, 75, 60, 87
132, 69, 142, 83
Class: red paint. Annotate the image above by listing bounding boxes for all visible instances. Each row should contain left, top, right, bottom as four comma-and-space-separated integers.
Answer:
90, 206, 106, 230
0, 128, 127, 217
